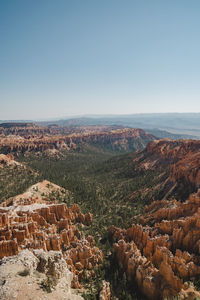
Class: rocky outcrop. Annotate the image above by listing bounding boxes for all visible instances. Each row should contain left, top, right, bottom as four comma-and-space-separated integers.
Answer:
0, 249, 83, 300
0, 182, 102, 289
99, 280, 111, 300
1, 180, 65, 207
0, 153, 22, 167
110, 190, 200, 299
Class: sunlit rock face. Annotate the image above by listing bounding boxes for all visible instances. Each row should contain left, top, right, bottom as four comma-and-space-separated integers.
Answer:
0, 181, 102, 289
109, 190, 200, 299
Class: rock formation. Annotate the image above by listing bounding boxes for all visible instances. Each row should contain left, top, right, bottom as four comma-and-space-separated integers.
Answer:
1, 180, 67, 207
133, 139, 200, 199
0, 181, 102, 290
0, 153, 22, 167
99, 280, 111, 300
109, 190, 200, 299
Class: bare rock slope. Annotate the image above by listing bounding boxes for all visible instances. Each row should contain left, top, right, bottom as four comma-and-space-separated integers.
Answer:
0, 249, 83, 300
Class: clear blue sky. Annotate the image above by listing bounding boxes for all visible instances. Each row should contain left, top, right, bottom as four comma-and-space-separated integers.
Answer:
0, 0, 200, 120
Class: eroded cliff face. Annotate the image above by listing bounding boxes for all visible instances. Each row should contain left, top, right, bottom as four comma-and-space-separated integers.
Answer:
142, 139, 200, 162
170, 151, 200, 189
0, 128, 155, 155
109, 190, 200, 299
133, 139, 200, 199
0, 181, 102, 289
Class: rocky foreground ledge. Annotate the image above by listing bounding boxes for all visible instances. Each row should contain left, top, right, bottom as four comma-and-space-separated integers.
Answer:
0, 249, 83, 300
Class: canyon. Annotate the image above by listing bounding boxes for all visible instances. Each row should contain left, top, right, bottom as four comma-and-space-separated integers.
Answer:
106, 139, 200, 299
0, 125, 200, 299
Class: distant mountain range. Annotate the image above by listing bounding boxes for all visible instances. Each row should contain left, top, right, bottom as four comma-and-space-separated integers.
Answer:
37, 113, 200, 138
1, 113, 200, 138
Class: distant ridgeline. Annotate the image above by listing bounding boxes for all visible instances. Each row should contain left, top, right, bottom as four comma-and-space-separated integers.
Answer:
0, 122, 34, 128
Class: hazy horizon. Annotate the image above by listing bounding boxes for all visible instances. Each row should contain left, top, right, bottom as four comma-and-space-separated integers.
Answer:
0, 112, 200, 122
1, 1, 200, 119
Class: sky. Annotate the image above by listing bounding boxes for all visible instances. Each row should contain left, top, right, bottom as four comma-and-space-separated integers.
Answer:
0, 0, 200, 120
